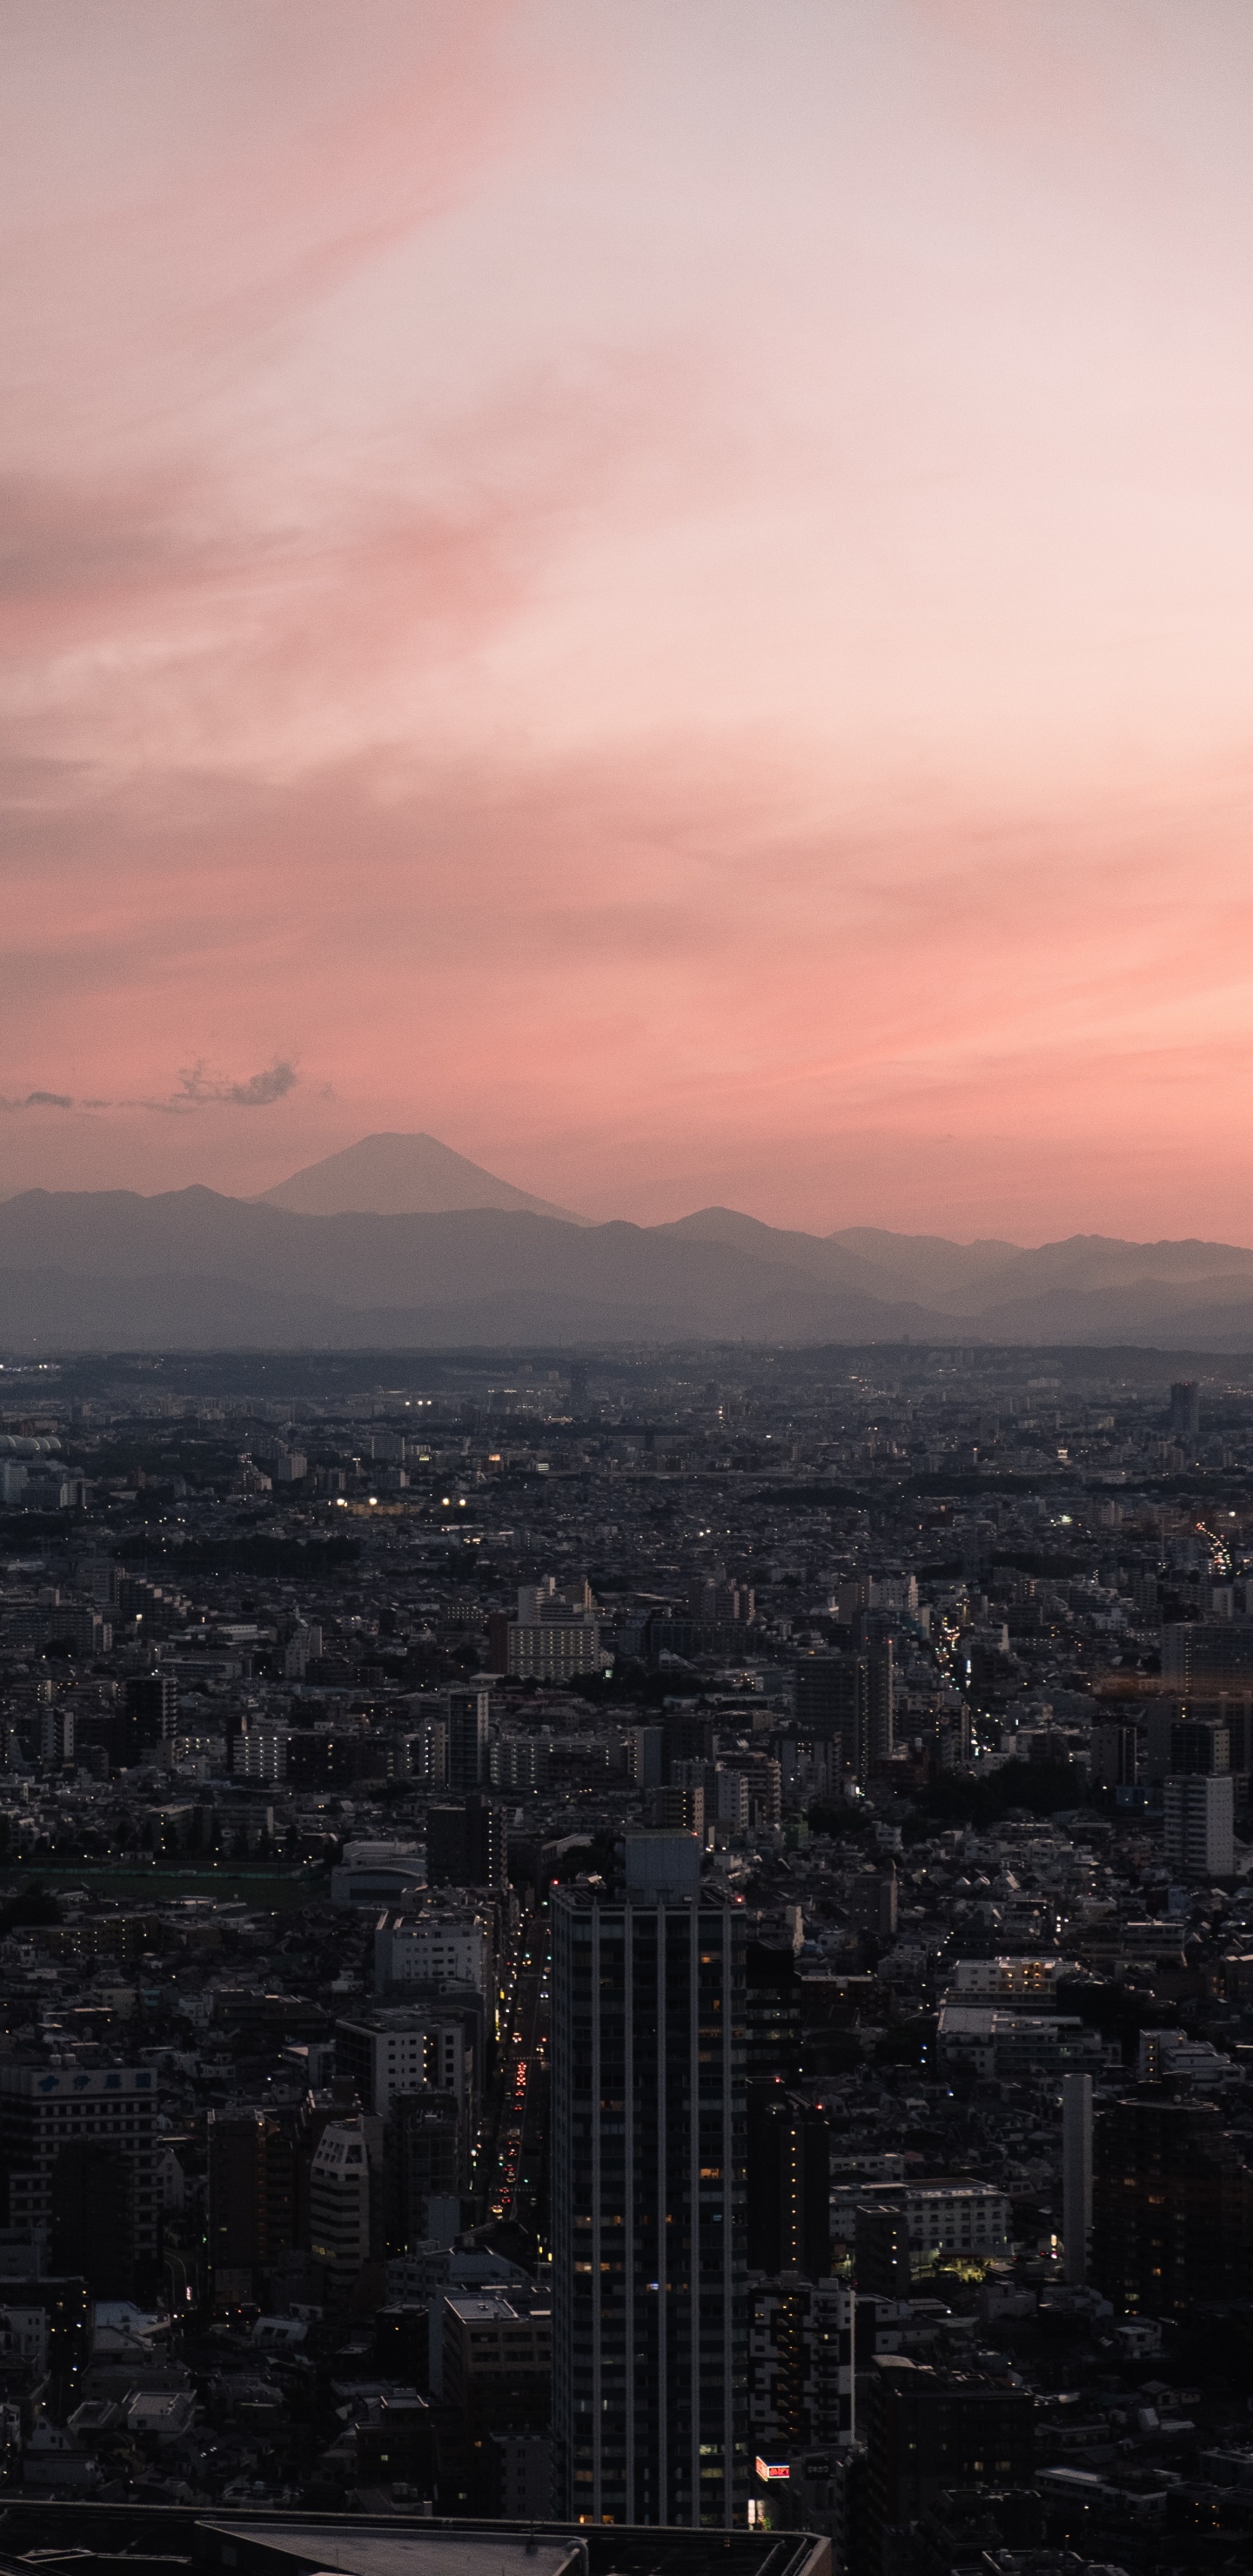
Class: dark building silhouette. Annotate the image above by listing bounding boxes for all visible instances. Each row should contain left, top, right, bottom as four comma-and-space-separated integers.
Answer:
747, 2083, 830, 2278
50, 2141, 137, 2298
207, 2106, 296, 2304
426, 1794, 508, 1889
744, 1937, 803, 2086
446, 1683, 492, 1793
287, 1729, 365, 1788
1092, 2093, 1253, 2315
385, 2085, 463, 2252
374, 2303, 432, 2391
1169, 1379, 1201, 1440
862, 2355, 1035, 2575
121, 1668, 178, 1760
794, 1647, 894, 1780
0, 2064, 160, 2298
855, 2199, 914, 2300
0, 2276, 90, 2418
848, 1866, 899, 1940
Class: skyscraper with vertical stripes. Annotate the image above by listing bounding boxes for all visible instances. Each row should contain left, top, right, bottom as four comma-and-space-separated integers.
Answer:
550, 1834, 747, 2526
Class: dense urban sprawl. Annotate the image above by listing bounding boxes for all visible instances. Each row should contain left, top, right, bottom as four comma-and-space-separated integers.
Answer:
0, 1345, 1250, 2572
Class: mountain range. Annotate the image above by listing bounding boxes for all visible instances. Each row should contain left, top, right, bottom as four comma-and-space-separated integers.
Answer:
0, 1131, 1250, 1350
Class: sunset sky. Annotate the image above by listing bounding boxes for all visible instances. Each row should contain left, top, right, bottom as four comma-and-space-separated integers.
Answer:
3, 0, 1253, 1240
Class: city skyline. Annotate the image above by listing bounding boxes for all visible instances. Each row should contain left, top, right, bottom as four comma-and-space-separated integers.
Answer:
5, 3, 1253, 1239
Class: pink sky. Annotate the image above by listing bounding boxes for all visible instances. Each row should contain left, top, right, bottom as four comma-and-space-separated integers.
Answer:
3, 0, 1253, 1241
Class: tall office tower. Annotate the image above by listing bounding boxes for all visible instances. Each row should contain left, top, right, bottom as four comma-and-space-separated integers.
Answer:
1169, 1379, 1201, 1441
792, 1647, 893, 1781
551, 1833, 747, 2527
747, 2084, 830, 2279
1062, 2073, 1092, 2286
1092, 2095, 1253, 2314
1164, 1771, 1235, 1878
446, 1683, 492, 1794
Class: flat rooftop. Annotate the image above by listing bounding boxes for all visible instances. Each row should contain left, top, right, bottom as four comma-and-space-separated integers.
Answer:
0, 2499, 830, 2576
205, 2528, 578, 2576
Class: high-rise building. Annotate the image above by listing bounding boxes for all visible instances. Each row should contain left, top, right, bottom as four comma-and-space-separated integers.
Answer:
1169, 1379, 1201, 1440
1062, 2072, 1092, 2287
1164, 1771, 1235, 1878
446, 1684, 492, 1794
747, 2085, 830, 2280
550, 1834, 747, 2527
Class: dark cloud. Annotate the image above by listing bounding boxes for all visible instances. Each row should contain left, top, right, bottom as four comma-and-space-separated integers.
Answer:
172, 1059, 299, 1110
0, 1063, 298, 1115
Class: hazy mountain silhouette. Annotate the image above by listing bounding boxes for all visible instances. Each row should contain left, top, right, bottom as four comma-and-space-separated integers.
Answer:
0, 1157, 1252, 1348
258, 1130, 580, 1222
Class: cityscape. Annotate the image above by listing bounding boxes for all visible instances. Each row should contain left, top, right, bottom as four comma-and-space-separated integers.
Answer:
0, 1341, 1245, 2570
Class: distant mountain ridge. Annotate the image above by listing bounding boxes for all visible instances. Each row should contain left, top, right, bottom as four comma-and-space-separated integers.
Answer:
0, 1169, 1251, 1349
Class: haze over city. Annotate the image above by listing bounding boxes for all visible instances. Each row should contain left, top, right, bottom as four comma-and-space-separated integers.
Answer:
5, 2, 1253, 1238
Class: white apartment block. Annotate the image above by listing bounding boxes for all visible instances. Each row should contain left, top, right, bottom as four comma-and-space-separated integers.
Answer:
375, 1909, 492, 2005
